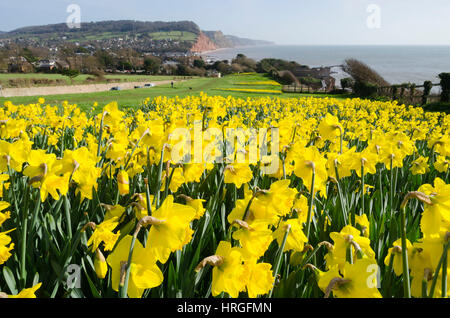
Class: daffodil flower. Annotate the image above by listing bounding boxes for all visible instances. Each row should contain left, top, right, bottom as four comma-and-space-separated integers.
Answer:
107, 235, 164, 298
146, 195, 196, 264
318, 258, 382, 298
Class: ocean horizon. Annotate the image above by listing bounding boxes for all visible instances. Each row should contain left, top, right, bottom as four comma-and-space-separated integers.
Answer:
202, 45, 450, 87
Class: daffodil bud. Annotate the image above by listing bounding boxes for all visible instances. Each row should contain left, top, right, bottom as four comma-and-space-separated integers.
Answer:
94, 248, 108, 279
117, 170, 129, 196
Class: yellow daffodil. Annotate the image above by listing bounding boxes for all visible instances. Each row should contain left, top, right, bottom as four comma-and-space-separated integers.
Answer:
107, 235, 164, 298
146, 195, 196, 264
86, 217, 121, 252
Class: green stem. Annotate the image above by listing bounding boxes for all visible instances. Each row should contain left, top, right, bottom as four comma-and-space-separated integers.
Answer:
145, 179, 153, 217
378, 166, 384, 215
422, 277, 429, 298
384, 253, 395, 298
346, 244, 354, 264
299, 244, 325, 269
359, 161, 365, 225
164, 166, 175, 201
305, 167, 316, 240
269, 224, 291, 298
7, 165, 20, 218
63, 195, 72, 240
390, 158, 394, 217
429, 242, 449, 298
334, 164, 348, 225
154, 147, 165, 209
96, 112, 106, 166
124, 129, 149, 170
401, 205, 411, 298
242, 193, 256, 223
20, 189, 40, 287
19, 208, 28, 288
60, 125, 65, 158
118, 235, 137, 298
442, 244, 447, 298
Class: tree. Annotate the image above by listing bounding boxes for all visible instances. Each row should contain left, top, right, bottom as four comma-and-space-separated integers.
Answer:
83, 56, 101, 73
21, 48, 39, 63
439, 73, 450, 102
61, 69, 80, 84
95, 51, 116, 69
343, 59, 389, 87
232, 54, 257, 72
176, 64, 188, 76
256, 58, 302, 73
118, 60, 133, 72
216, 62, 233, 75
193, 59, 206, 69
144, 56, 161, 74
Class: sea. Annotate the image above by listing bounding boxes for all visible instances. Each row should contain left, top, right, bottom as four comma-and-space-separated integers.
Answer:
202, 45, 450, 88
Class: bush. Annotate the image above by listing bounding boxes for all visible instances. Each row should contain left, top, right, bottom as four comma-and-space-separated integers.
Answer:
423, 101, 450, 113
299, 76, 321, 85
439, 73, 450, 102
273, 70, 299, 85
232, 54, 257, 72
422, 80, 433, 105
193, 59, 206, 69
340, 77, 355, 89
353, 81, 379, 98
343, 59, 389, 86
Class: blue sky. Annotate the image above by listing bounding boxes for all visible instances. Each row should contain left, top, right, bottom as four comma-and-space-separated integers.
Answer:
1, 0, 450, 45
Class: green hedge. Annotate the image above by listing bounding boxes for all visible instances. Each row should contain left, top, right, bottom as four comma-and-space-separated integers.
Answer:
353, 81, 379, 98
439, 73, 450, 102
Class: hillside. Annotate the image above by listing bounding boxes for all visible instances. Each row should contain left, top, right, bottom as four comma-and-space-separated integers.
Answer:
1, 20, 201, 38
0, 20, 273, 53
203, 30, 273, 48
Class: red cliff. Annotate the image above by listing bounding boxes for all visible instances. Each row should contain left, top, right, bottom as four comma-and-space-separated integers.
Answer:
190, 32, 218, 53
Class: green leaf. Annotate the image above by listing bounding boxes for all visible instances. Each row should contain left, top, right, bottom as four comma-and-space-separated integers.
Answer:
117, 219, 136, 244
3, 266, 18, 295
32, 272, 40, 287
81, 258, 101, 298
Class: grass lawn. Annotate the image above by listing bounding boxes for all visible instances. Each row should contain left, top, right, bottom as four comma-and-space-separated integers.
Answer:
0, 73, 352, 112
0, 73, 185, 87
149, 31, 197, 41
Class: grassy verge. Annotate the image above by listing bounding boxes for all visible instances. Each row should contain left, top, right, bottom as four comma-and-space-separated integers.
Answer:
0, 73, 352, 112
0, 73, 186, 88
